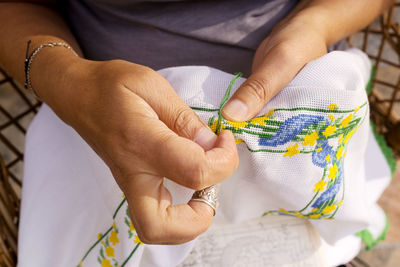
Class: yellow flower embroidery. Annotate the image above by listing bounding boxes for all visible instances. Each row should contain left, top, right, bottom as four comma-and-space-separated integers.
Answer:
309, 214, 321, 219
323, 125, 336, 137
129, 221, 135, 231
109, 230, 119, 246
102, 259, 113, 267
313, 180, 327, 192
325, 154, 330, 162
328, 164, 338, 180
338, 134, 343, 144
134, 235, 143, 245
322, 204, 337, 214
112, 221, 117, 229
250, 116, 268, 126
336, 146, 344, 160
97, 233, 103, 240
328, 103, 337, 110
279, 208, 289, 214
295, 214, 305, 218
340, 113, 353, 128
249, 110, 273, 126
78, 261, 82, 267
303, 131, 319, 146
354, 106, 360, 112
344, 129, 355, 144
209, 120, 218, 133
316, 147, 323, 152
328, 114, 335, 122
343, 151, 347, 158
235, 138, 244, 144
209, 119, 227, 133
101, 241, 105, 245
284, 143, 300, 157
105, 246, 115, 257
226, 120, 247, 130
338, 200, 343, 207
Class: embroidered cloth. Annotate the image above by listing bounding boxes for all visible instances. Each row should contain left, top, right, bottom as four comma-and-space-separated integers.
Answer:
18, 49, 392, 267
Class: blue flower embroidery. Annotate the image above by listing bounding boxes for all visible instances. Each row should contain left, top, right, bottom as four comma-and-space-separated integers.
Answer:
259, 114, 324, 147
311, 163, 344, 208
312, 140, 334, 168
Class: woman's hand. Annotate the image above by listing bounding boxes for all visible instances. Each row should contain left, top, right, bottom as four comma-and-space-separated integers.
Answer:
222, 0, 394, 122
222, 14, 327, 121
33, 49, 239, 244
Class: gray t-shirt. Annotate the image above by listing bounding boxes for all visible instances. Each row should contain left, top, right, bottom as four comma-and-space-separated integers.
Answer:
66, 0, 298, 76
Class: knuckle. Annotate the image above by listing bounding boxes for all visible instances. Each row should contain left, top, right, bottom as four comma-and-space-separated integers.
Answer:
133, 64, 155, 78
244, 77, 271, 102
172, 107, 198, 138
137, 231, 156, 244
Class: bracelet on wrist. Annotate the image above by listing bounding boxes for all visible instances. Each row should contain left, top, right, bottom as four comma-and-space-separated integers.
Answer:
24, 40, 78, 100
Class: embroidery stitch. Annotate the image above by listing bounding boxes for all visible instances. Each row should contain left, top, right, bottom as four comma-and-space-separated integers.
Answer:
77, 199, 141, 267
78, 74, 369, 266
191, 78, 368, 220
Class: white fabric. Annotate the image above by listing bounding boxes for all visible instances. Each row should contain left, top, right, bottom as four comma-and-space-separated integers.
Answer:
18, 48, 392, 267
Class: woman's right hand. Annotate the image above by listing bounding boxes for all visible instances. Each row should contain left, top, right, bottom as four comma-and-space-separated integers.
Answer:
33, 48, 239, 244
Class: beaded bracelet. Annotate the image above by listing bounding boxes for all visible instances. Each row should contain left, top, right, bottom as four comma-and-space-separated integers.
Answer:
24, 40, 78, 100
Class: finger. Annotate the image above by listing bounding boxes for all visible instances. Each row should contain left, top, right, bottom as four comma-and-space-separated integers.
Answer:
127, 69, 219, 151
150, 127, 238, 190
125, 174, 214, 245
102, 92, 238, 191
221, 43, 306, 121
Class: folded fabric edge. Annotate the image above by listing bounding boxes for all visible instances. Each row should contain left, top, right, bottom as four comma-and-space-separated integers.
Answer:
352, 65, 394, 251
354, 120, 397, 249
365, 63, 396, 176
355, 214, 389, 251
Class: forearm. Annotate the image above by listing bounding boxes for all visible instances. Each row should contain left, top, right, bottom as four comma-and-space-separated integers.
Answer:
288, 0, 394, 46
0, 2, 83, 101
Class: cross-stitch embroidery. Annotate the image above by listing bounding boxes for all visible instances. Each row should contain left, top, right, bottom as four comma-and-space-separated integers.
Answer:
77, 197, 141, 267
77, 73, 369, 266
200, 102, 367, 220
191, 73, 368, 220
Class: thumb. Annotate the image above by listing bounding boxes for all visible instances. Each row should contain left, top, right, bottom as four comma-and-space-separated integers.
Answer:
137, 72, 219, 150
162, 105, 218, 151
222, 44, 304, 121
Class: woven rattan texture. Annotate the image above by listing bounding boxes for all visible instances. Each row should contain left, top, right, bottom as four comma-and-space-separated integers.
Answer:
0, 3, 399, 266
0, 68, 40, 267
348, 2, 400, 158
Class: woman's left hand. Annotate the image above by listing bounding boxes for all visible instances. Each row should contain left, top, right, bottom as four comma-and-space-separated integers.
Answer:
222, 14, 328, 121
222, 0, 394, 122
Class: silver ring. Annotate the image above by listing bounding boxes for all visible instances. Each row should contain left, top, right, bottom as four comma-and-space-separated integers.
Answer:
191, 185, 219, 216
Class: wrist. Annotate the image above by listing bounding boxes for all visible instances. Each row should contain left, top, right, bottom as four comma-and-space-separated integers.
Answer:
284, 6, 332, 46
29, 45, 89, 104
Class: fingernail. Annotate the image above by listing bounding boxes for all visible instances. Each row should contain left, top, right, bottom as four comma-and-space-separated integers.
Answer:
194, 127, 217, 151
222, 99, 248, 121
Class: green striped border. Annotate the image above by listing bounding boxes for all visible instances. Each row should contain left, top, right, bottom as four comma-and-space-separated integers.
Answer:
370, 121, 397, 176
356, 215, 389, 251
355, 65, 394, 250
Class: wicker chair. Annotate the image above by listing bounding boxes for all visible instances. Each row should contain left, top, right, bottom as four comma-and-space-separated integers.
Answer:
0, 2, 399, 266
